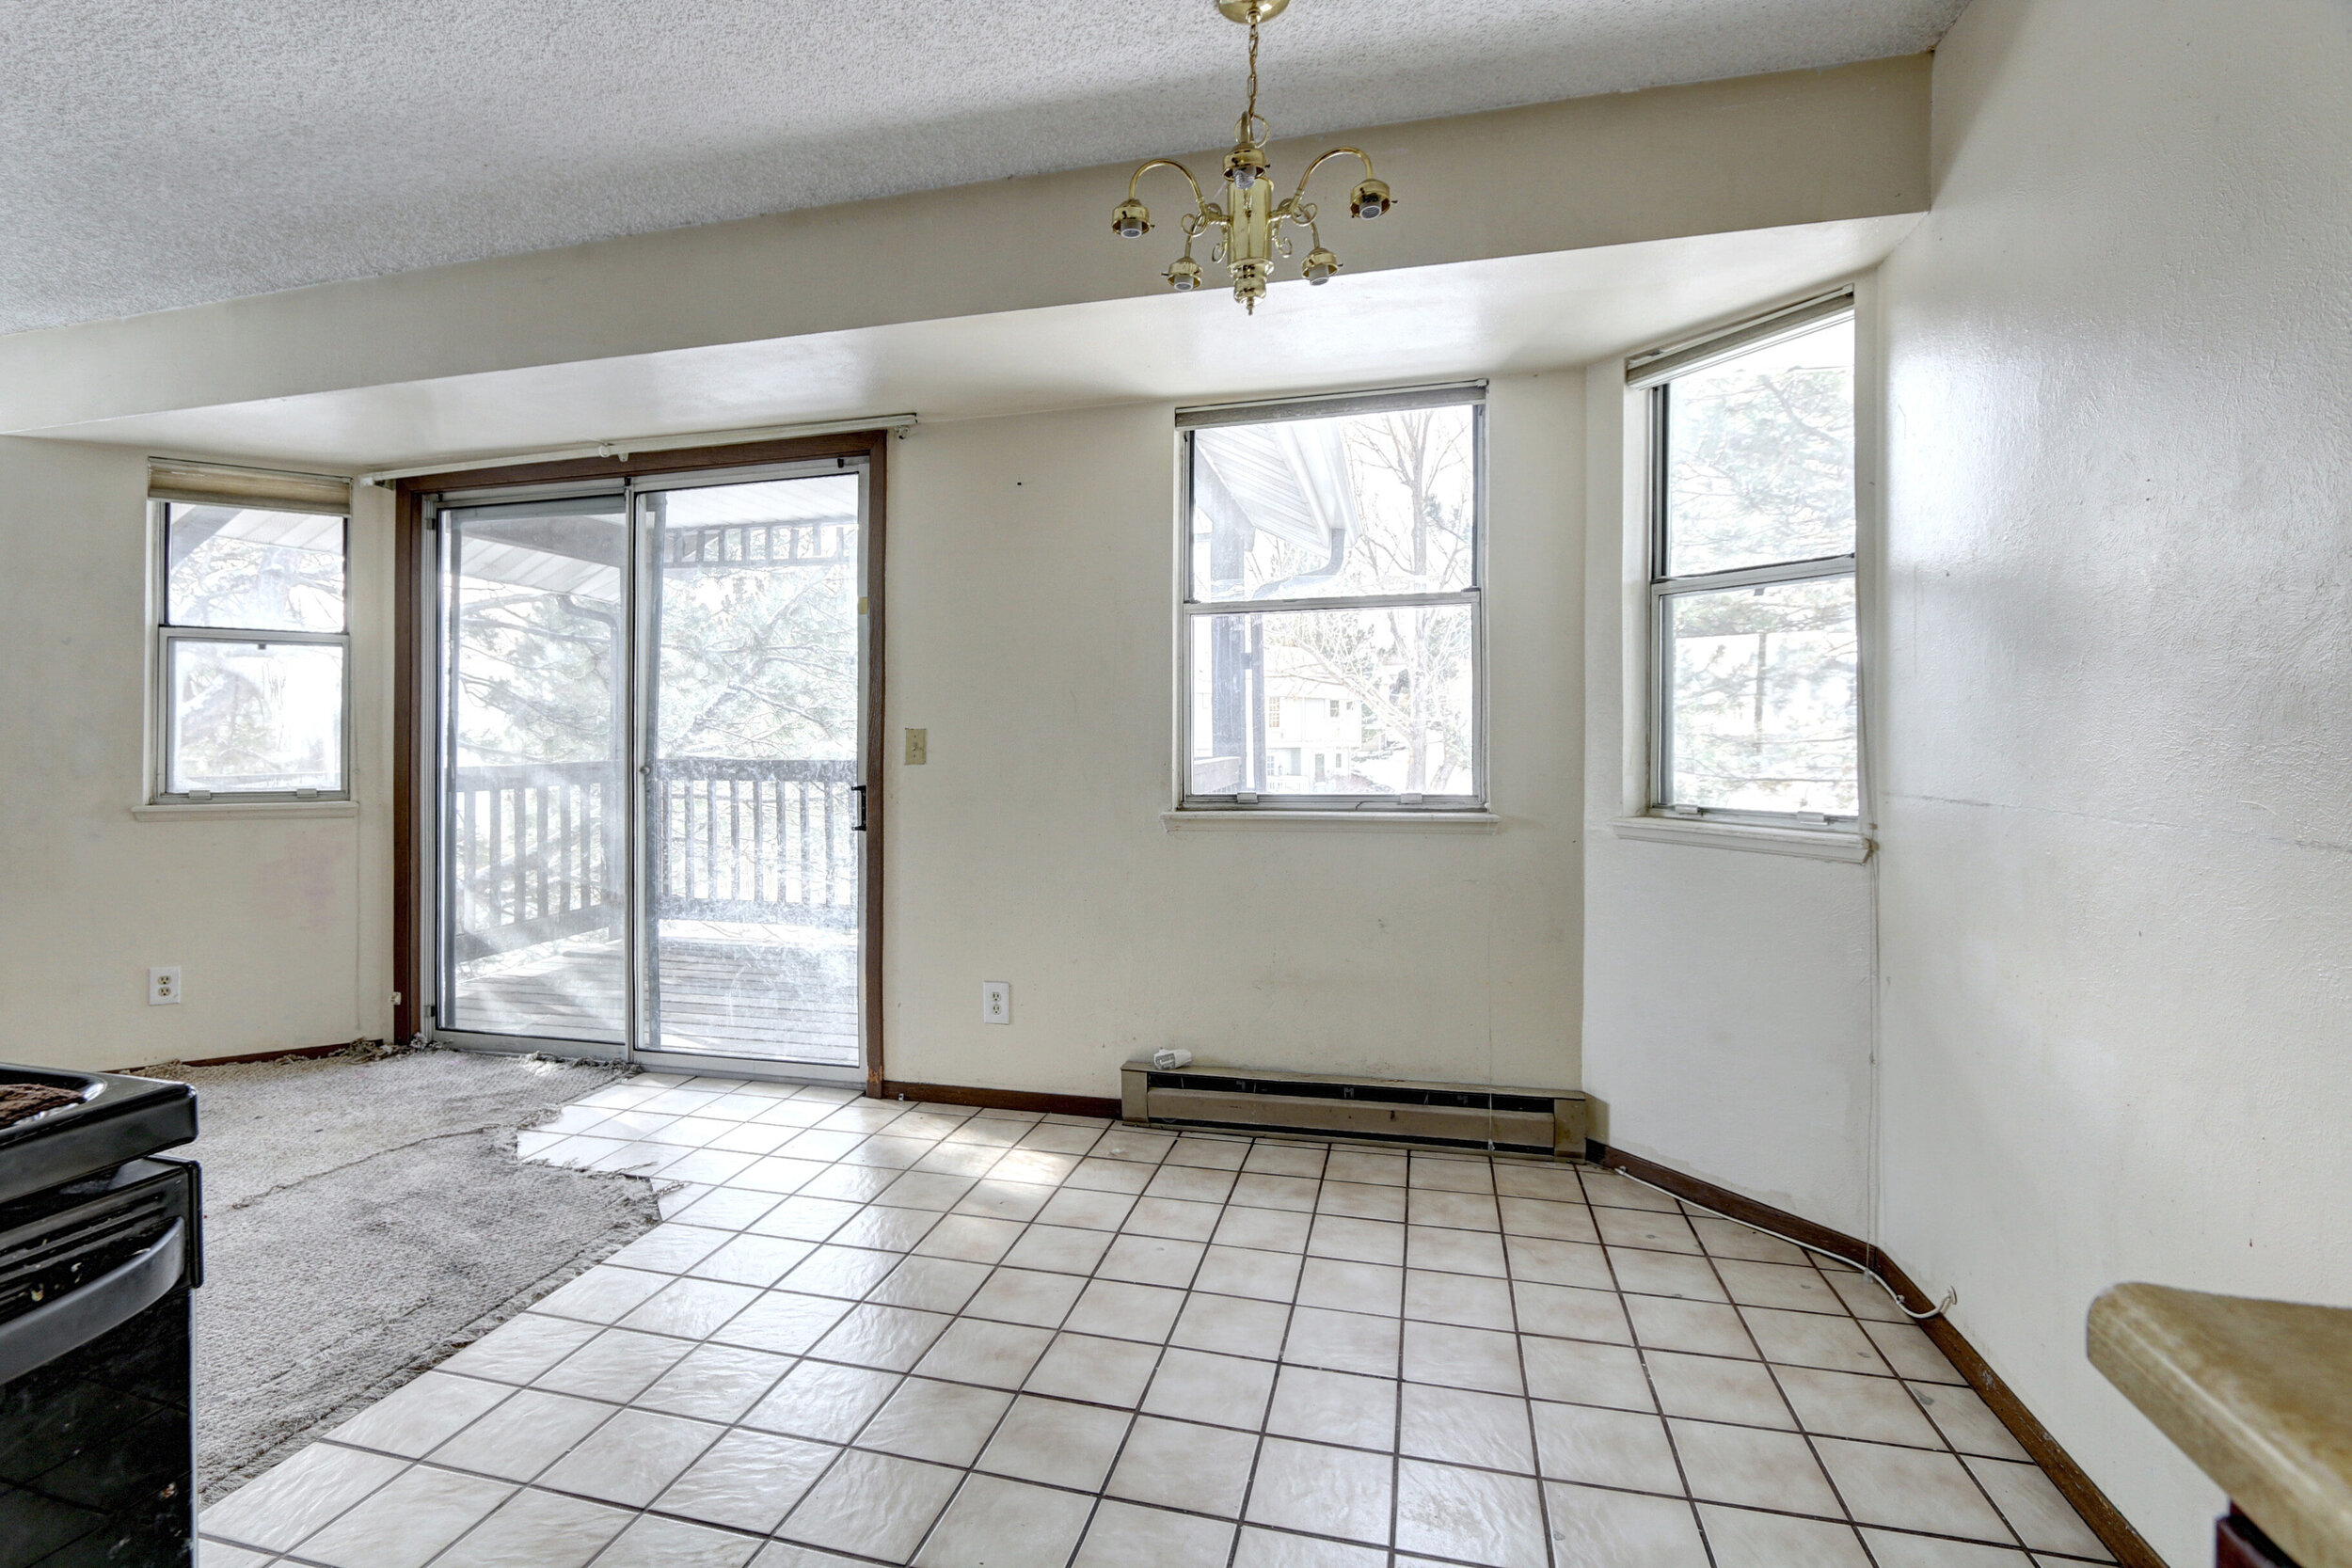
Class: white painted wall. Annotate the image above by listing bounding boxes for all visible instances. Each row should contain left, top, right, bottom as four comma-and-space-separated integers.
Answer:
1578, 351, 1877, 1238
1875, 1, 2352, 1560
0, 437, 396, 1073
0, 383, 1583, 1095
882, 377, 1585, 1097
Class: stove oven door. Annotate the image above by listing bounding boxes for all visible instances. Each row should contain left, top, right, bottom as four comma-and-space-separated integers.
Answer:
0, 1159, 199, 1568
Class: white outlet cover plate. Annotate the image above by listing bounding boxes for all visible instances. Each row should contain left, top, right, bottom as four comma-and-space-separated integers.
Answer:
148, 966, 182, 1006
981, 981, 1010, 1024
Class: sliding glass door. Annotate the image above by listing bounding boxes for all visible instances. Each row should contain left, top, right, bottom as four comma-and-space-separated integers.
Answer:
439, 495, 630, 1045
639, 474, 865, 1069
432, 463, 871, 1078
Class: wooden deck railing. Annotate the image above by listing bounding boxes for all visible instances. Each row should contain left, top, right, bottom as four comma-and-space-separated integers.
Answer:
648, 756, 859, 928
448, 756, 858, 959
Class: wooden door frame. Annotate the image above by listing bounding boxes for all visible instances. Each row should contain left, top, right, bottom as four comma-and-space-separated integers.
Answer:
393, 430, 892, 1096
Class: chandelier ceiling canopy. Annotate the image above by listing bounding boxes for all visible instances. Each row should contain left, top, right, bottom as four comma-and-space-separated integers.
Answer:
1110, 0, 1393, 313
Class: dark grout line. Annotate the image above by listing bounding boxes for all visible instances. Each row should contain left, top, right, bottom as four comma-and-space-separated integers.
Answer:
412, 1318, 2025, 1470
1692, 1212, 1883, 1565
228, 1081, 2086, 1568
900, 1125, 1186, 1568
1682, 1192, 2077, 1564
1585, 1164, 1723, 1568
229, 1445, 2111, 1568
1499, 1158, 1560, 1565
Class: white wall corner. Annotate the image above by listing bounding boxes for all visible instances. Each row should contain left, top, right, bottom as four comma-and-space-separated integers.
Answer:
1577, 304, 1880, 1243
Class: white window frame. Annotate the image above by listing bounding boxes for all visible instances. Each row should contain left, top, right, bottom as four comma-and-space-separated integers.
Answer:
149, 499, 355, 805
1635, 293, 1860, 830
1174, 384, 1488, 814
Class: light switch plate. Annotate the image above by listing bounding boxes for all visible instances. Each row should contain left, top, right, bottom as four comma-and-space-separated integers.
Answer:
981, 981, 1010, 1025
148, 967, 182, 1006
905, 728, 928, 765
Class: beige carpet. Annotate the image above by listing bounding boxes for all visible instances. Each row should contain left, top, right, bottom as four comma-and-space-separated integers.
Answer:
139, 1047, 660, 1502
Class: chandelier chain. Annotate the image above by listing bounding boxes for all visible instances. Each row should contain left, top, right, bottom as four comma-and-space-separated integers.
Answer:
1245, 19, 1260, 128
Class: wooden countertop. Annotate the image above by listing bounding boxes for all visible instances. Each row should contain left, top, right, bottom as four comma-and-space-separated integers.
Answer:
2090, 1282, 2352, 1568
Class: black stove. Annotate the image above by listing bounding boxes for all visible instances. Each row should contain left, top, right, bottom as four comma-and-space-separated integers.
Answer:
0, 1065, 201, 1568
0, 1069, 196, 1209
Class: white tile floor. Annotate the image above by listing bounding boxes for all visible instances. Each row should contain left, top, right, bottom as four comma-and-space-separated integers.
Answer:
199, 1073, 2120, 1568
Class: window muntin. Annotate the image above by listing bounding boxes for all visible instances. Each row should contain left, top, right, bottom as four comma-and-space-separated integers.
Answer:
1649, 311, 1857, 821
1181, 394, 1484, 806
155, 502, 351, 800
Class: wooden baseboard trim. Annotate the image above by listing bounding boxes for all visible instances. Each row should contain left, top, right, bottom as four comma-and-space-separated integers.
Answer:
1599, 1144, 1868, 1266
879, 1080, 1121, 1120
1592, 1141, 2163, 1568
152, 1041, 364, 1070
1887, 1256, 2165, 1568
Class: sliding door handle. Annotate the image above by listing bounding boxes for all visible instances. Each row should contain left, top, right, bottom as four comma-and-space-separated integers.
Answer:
850, 784, 868, 832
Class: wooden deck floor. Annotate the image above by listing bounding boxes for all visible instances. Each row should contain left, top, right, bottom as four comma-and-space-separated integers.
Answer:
448, 932, 858, 1067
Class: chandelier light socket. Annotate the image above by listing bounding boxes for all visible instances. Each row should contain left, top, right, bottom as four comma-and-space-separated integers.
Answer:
1112, 198, 1152, 238
1224, 143, 1268, 191
1166, 256, 1203, 292
1303, 247, 1340, 284
1350, 178, 1391, 219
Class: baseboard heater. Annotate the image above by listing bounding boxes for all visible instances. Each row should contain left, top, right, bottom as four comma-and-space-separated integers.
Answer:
1120, 1061, 1587, 1158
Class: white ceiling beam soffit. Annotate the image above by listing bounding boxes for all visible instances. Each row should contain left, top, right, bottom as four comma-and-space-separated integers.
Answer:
25, 217, 1921, 469
2, 1, 1964, 336
0, 56, 1931, 442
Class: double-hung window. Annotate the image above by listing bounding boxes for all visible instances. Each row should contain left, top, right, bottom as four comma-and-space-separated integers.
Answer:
150, 467, 352, 803
1638, 299, 1858, 823
1178, 386, 1485, 810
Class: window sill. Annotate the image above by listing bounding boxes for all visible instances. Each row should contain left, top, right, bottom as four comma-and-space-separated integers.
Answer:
1609, 815, 1871, 862
1163, 810, 1500, 834
132, 801, 359, 821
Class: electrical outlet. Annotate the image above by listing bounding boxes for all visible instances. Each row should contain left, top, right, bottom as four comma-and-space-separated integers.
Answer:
148, 967, 182, 1006
905, 728, 928, 765
980, 981, 1010, 1025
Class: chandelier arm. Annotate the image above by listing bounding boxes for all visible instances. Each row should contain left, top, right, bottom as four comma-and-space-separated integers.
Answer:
1127, 158, 1211, 215
1287, 146, 1377, 211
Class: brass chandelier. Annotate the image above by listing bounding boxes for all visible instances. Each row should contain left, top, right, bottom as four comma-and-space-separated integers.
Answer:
1110, 0, 1392, 312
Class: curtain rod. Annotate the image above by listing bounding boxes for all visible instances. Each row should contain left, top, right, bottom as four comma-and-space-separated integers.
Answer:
357, 414, 918, 487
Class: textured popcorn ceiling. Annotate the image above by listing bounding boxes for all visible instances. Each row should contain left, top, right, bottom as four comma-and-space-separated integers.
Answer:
0, 0, 1962, 334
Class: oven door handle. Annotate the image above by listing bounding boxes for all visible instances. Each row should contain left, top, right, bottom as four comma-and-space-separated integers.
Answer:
0, 1219, 183, 1387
